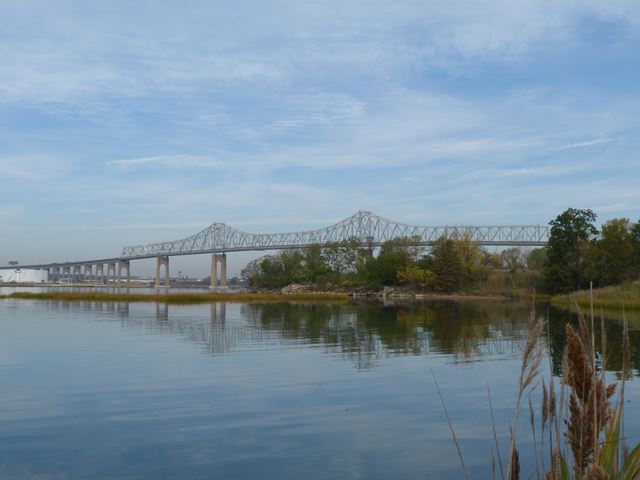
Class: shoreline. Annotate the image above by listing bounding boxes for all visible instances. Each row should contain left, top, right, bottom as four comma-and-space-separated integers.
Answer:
0, 290, 350, 304
0, 288, 537, 305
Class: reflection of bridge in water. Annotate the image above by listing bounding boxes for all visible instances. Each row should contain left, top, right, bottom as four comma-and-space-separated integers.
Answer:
40, 300, 549, 369
3, 211, 549, 288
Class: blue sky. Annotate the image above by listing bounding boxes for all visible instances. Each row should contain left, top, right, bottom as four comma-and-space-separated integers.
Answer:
1, 1, 640, 276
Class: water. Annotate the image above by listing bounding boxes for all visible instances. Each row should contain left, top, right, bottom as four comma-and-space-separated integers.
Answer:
1, 296, 638, 479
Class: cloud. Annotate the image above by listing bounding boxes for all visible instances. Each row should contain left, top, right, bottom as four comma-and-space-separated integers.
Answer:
2, 0, 639, 106
549, 137, 615, 151
0, 156, 72, 181
107, 155, 225, 169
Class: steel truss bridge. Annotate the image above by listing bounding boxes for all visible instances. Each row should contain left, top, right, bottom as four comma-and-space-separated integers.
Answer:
2, 211, 549, 287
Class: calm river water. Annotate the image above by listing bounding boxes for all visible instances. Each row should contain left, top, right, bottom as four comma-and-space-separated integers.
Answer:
1, 293, 638, 479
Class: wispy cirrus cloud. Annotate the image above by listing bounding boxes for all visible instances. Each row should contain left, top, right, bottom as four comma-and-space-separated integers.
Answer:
107, 154, 225, 169
549, 137, 616, 152
2, 1, 639, 106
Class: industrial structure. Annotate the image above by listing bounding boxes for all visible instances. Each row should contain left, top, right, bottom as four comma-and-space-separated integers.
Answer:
0, 268, 48, 283
1, 211, 550, 288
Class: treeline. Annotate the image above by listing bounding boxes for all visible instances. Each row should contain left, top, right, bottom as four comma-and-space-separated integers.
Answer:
544, 208, 640, 293
241, 208, 640, 294
241, 236, 545, 293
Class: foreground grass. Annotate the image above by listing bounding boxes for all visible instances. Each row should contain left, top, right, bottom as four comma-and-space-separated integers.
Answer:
551, 282, 640, 311
0, 290, 349, 304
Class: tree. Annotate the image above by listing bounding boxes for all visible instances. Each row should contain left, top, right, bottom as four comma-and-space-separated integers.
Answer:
397, 265, 434, 290
501, 247, 525, 273
631, 220, 640, 274
588, 218, 633, 286
280, 250, 305, 284
241, 257, 263, 286
303, 245, 330, 282
456, 234, 486, 288
323, 238, 361, 275
526, 248, 547, 271
362, 238, 413, 288
544, 208, 598, 293
482, 251, 503, 269
431, 237, 465, 293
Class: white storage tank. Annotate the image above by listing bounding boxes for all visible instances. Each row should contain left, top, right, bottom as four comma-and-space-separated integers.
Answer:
0, 268, 49, 283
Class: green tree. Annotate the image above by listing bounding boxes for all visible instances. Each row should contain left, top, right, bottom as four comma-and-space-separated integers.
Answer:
397, 264, 434, 290
482, 251, 502, 269
303, 245, 330, 282
416, 254, 434, 270
431, 237, 465, 293
588, 218, 633, 286
544, 208, 598, 293
280, 250, 305, 284
457, 234, 487, 288
259, 256, 285, 288
362, 238, 413, 287
526, 247, 547, 271
631, 220, 640, 273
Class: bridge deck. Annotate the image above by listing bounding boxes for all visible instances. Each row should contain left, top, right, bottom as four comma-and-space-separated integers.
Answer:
2, 211, 549, 269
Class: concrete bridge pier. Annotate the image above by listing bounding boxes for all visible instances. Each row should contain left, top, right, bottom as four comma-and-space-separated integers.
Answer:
116, 260, 130, 286
63, 266, 71, 283
84, 264, 92, 281
210, 253, 227, 289
96, 264, 104, 284
73, 265, 81, 282
107, 263, 116, 284
155, 256, 170, 288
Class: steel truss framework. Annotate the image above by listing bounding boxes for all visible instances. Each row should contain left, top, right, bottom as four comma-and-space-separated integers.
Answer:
121, 210, 549, 259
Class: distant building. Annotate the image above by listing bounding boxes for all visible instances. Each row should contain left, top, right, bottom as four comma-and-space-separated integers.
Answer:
0, 268, 48, 283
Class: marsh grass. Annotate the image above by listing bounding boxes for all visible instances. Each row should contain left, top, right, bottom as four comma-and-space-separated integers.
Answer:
438, 291, 640, 479
511, 300, 639, 479
551, 283, 640, 311
0, 291, 349, 304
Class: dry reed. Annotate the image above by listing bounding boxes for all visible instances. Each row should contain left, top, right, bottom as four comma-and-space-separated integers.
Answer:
442, 297, 639, 480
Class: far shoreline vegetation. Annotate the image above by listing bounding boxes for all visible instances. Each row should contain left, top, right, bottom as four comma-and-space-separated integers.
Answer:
237, 207, 640, 307
2, 208, 639, 309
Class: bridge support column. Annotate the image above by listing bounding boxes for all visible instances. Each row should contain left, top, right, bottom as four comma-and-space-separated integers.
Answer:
96, 264, 104, 284
155, 256, 170, 288
73, 265, 81, 282
220, 254, 227, 288
84, 264, 92, 280
211, 254, 217, 289
210, 253, 227, 289
107, 263, 116, 284
116, 260, 130, 286
63, 266, 71, 282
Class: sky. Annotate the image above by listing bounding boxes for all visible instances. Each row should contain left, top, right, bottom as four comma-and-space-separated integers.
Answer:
1, 0, 640, 277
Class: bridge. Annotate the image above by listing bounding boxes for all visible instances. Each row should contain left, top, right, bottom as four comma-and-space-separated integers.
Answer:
2, 211, 549, 288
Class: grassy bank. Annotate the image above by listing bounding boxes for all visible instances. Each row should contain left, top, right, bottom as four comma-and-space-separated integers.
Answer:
550, 282, 640, 311
0, 290, 349, 304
